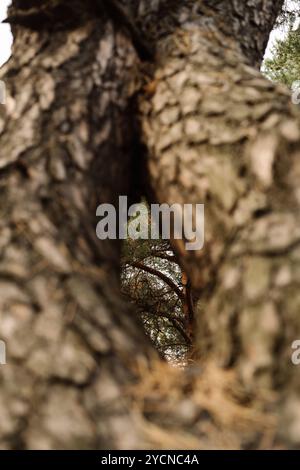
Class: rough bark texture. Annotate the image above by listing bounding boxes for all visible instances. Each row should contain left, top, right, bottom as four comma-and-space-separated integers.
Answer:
139, 0, 300, 447
2, 0, 300, 450
0, 2, 152, 450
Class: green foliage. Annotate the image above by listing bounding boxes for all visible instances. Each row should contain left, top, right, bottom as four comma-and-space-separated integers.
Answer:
264, 28, 300, 88
276, 0, 300, 28
122, 236, 189, 363
121, 202, 190, 363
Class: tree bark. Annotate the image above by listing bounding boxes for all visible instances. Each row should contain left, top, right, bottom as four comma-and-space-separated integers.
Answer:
139, 0, 300, 447
0, 1, 154, 450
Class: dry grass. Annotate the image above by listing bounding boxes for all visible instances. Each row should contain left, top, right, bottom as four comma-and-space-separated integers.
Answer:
127, 358, 278, 449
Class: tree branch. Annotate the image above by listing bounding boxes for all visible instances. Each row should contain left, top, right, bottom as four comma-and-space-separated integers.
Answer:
129, 261, 184, 301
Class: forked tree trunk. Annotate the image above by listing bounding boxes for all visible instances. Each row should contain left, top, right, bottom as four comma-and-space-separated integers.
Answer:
1, 0, 300, 450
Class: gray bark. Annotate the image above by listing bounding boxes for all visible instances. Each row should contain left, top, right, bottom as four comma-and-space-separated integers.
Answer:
139, 0, 300, 448
0, 2, 152, 449
2, 0, 299, 450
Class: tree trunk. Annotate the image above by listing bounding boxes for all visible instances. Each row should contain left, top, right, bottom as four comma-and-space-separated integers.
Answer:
2, 0, 300, 450
140, 0, 300, 447
0, 1, 153, 450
